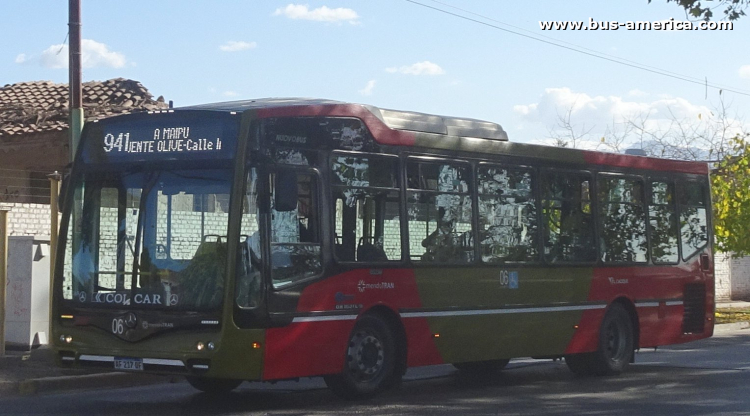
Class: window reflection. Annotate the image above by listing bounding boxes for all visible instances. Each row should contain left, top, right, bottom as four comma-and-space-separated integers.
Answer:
407, 160, 473, 263
649, 181, 679, 263
679, 182, 708, 260
477, 166, 537, 263
542, 171, 595, 263
331, 154, 401, 262
598, 177, 648, 263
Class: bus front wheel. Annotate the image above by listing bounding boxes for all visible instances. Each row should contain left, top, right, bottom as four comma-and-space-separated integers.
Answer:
324, 315, 399, 399
565, 303, 634, 376
186, 376, 242, 394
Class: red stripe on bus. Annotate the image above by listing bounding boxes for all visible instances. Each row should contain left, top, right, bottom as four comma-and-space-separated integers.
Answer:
582, 151, 708, 175
567, 257, 713, 353
264, 268, 439, 379
257, 104, 417, 146
264, 321, 351, 380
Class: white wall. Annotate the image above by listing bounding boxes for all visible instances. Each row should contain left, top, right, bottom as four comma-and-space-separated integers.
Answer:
715, 251, 750, 301
4, 236, 50, 349
0, 203, 57, 239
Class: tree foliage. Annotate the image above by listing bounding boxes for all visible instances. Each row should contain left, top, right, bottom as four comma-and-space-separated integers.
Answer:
712, 134, 750, 256
652, 0, 749, 21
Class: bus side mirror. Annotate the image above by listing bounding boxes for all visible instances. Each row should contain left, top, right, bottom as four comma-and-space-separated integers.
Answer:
274, 171, 298, 212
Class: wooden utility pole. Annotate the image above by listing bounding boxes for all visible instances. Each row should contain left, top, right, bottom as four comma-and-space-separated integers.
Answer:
0, 209, 8, 356
48, 173, 61, 339
69, 0, 83, 158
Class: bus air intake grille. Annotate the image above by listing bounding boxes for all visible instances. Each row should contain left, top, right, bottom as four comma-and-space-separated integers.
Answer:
682, 283, 706, 334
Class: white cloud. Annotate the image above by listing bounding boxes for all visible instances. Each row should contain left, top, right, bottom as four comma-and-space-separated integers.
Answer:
28, 39, 126, 69
627, 89, 649, 97
219, 41, 257, 52
739, 65, 750, 79
514, 87, 695, 126
358, 80, 376, 96
14, 54, 27, 64
385, 61, 445, 76
512, 87, 747, 149
38, 44, 68, 68
273, 4, 359, 24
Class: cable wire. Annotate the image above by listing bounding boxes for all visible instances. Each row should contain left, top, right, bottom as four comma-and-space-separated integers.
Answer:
405, 0, 750, 98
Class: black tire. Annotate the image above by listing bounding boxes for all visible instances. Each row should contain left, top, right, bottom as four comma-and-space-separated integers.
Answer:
453, 359, 510, 373
565, 303, 634, 376
186, 376, 242, 394
324, 315, 399, 399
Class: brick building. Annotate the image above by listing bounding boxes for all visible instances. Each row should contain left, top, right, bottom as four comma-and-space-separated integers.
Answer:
0, 78, 168, 237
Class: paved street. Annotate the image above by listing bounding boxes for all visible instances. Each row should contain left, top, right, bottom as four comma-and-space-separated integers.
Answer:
1, 327, 749, 416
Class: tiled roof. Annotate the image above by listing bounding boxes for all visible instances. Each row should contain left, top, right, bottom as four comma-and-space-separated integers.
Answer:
0, 78, 168, 138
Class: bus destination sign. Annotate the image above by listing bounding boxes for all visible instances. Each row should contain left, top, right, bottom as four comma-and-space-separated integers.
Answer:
103, 127, 223, 155
81, 112, 239, 163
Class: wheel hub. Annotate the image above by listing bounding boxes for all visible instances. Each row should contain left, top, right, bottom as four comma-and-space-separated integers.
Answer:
347, 331, 384, 381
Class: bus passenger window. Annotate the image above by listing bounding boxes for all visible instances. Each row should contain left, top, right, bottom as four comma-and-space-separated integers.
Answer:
406, 159, 473, 263
477, 165, 537, 263
649, 181, 679, 264
598, 176, 648, 263
270, 170, 322, 288
237, 168, 262, 308
542, 171, 595, 263
331, 153, 401, 262
678, 181, 708, 260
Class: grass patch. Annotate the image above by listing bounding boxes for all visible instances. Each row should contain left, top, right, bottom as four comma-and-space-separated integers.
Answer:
715, 308, 750, 324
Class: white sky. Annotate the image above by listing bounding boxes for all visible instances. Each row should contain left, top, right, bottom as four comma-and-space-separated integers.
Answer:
3, 0, 750, 148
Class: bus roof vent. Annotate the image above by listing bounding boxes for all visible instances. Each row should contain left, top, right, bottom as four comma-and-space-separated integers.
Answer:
624, 148, 648, 156
373, 107, 508, 141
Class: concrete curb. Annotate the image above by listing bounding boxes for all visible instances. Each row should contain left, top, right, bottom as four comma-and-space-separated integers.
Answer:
1, 372, 175, 397
714, 321, 750, 332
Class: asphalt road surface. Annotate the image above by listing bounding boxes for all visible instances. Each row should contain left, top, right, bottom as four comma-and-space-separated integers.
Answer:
2, 327, 749, 416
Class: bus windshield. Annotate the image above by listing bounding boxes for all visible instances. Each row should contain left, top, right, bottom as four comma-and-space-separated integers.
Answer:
61, 168, 233, 311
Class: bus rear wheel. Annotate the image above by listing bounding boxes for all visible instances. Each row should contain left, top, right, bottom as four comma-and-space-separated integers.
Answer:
324, 315, 399, 399
565, 303, 634, 376
186, 376, 242, 394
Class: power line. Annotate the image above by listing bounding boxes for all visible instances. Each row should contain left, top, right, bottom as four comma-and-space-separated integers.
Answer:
405, 0, 750, 98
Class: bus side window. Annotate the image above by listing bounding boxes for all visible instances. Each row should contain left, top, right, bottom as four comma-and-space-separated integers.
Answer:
270, 170, 323, 288
331, 153, 401, 263
649, 181, 679, 264
237, 168, 262, 308
542, 170, 595, 263
677, 181, 709, 260
477, 165, 538, 263
598, 175, 648, 263
406, 159, 473, 263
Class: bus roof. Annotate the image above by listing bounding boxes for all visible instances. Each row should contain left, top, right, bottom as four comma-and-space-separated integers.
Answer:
181, 98, 509, 141
169, 98, 708, 175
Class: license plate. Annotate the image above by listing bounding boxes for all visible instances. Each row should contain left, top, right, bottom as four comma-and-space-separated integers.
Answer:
114, 357, 143, 371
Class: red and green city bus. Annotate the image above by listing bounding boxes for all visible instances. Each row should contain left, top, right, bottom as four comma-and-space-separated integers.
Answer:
52, 98, 713, 398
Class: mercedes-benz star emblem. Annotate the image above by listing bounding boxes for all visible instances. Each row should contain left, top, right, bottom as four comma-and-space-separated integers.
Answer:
124, 312, 137, 328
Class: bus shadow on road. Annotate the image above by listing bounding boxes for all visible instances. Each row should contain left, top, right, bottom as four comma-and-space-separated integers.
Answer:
163, 356, 750, 415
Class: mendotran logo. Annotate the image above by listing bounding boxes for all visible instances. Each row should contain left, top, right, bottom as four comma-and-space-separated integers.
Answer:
357, 280, 395, 293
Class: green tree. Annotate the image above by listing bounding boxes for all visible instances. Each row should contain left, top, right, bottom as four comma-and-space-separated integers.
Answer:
651, 0, 749, 21
712, 134, 750, 256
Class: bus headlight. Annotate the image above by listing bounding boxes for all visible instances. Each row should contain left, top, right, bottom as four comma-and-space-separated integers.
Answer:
196, 342, 205, 351
207, 342, 215, 351
59, 335, 73, 343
